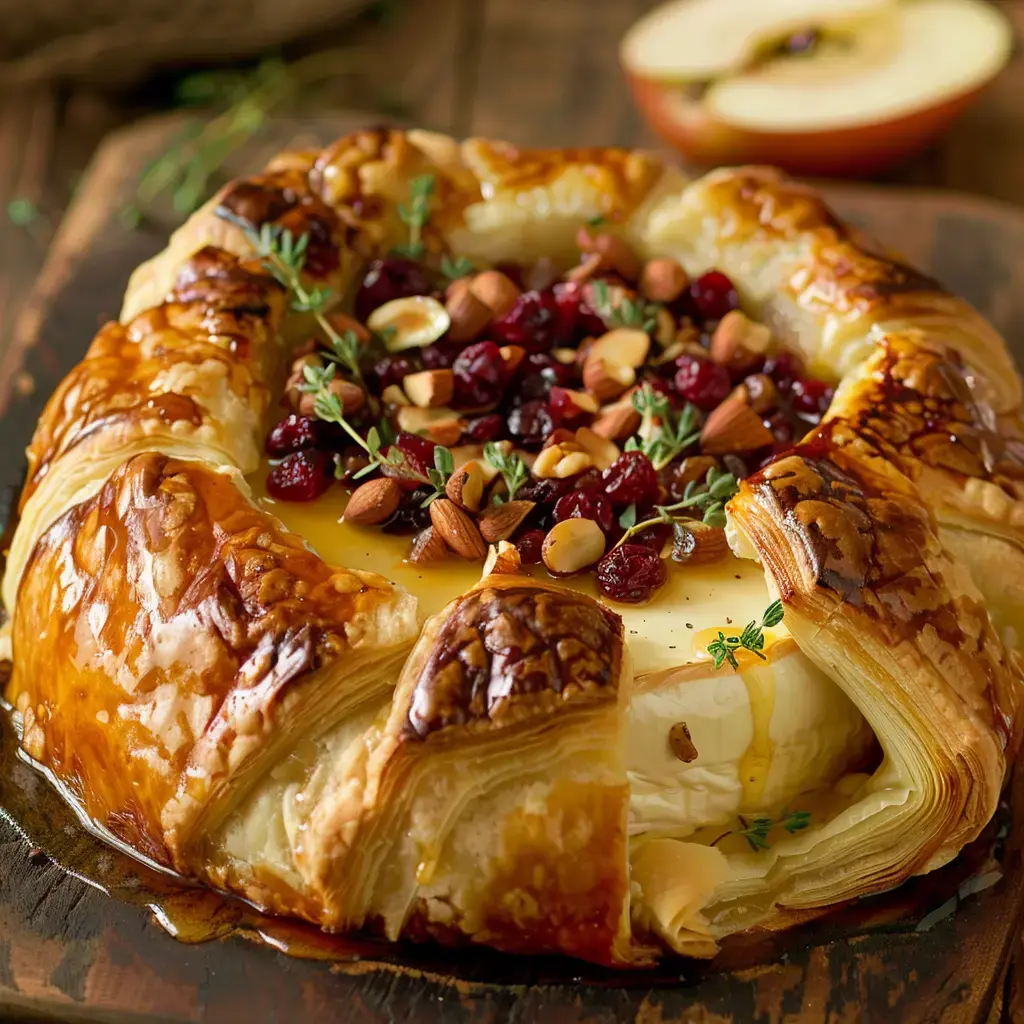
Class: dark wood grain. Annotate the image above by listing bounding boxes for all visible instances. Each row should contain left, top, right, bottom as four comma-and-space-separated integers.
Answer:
3, 117, 1024, 1024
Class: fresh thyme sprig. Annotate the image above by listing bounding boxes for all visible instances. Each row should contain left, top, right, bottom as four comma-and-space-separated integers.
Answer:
393, 174, 435, 259
440, 254, 475, 281
590, 279, 660, 333
614, 466, 739, 551
706, 600, 786, 670
216, 210, 370, 398
483, 443, 529, 503
624, 383, 701, 471
423, 446, 456, 507
734, 810, 810, 851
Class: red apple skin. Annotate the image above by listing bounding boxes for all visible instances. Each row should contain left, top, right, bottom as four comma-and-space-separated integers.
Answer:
626, 71, 988, 177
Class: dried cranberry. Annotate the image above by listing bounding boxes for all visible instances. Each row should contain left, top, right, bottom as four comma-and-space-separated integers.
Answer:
790, 378, 834, 419
382, 488, 433, 534
763, 351, 805, 393
549, 387, 593, 425
552, 281, 606, 341
596, 544, 668, 603
554, 491, 615, 536
491, 290, 560, 351
516, 529, 546, 565
465, 414, 505, 443
575, 468, 604, 493
518, 353, 575, 401
602, 451, 659, 508
266, 450, 333, 502
266, 414, 320, 457
393, 432, 436, 479
507, 399, 557, 448
421, 341, 464, 371
370, 355, 414, 390
354, 258, 431, 320
764, 413, 795, 446
674, 355, 731, 410
688, 270, 739, 322
452, 341, 507, 408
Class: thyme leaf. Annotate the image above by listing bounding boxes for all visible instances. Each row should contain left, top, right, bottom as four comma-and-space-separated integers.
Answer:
393, 174, 435, 259
483, 443, 528, 503
706, 600, 786, 670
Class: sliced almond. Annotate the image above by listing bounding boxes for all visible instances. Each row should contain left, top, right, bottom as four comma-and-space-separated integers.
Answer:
542, 518, 606, 574
445, 462, 486, 512
368, 295, 450, 352
397, 406, 467, 446
470, 270, 521, 318
588, 328, 651, 368
700, 395, 774, 455
478, 500, 535, 543
583, 357, 636, 402
591, 399, 641, 441
409, 526, 448, 565
404, 369, 455, 408
482, 540, 522, 577
709, 311, 772, 375
445, 287, 492, 342
575, 427, 620, 471
344, 477, 401, 526
429, 499, 487, 561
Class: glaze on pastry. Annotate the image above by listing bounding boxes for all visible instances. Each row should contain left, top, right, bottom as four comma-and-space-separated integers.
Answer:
3, 129, 1022, 964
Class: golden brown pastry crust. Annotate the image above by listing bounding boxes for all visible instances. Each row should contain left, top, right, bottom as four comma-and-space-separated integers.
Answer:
3, 128, 1022, 964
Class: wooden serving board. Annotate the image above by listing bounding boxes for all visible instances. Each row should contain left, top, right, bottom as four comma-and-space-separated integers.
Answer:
4, 117, 1024, 1024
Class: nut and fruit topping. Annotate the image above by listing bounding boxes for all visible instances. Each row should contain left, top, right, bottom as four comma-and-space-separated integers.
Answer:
246, 197, 833, 597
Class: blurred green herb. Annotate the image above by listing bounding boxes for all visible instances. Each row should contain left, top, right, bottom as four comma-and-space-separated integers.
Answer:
393, 174, 435, 258
6, 198, 38, 227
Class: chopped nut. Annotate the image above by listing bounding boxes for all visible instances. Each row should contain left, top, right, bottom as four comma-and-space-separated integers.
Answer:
741, 373, 782, 416
575, 427, 620, 471
299, 376, 365, 418
576, 228, 641, 282
499, 344, 527, 376
591, 399, 641, 441
566, 252, 604, 284
403, 369, 455, 408
709, 311, 772, 375
552, 347, 578, 365
478, 500, 535, 542
445, 461, 486, 512
640, 258, 689, 304
344, 478, 401, 526
382, 383, 411, 407
674, 455, 719, 490
445, 276, 472, 303
669, 523, 729, 566
482, 540, 523, 577
409, 526, 448, 565
368, 295, 451, 351
588, 328, 650, 368
542, 518, 607, 574
445, 287, 492, 342
533, 444, 566, 478
397, 406, 467, 446
325, 311, 371, 343
553, 451, 593, 478
582, 357, 636, 402
654, 306, 677, 348
668, 722, 699, 762
429, 499, 488, 560
470, 270, 521, 318
559, 389, 599, 415
700, 395, 774, 455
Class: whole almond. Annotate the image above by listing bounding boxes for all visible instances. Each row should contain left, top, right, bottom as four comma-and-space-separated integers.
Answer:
404, 369, 455, 408
588, 328, 650, 369
445, 287, 492, 342
640, 258, 689, 303
409, 526, 448, 565
740, 373, 781, 415
325, 311, 371, 343
478, 500, 535, 543
445, 462, 486, 512
299, 377, 365, 418
470, 270, 521, 318
344, 477, 401, 526
542, 518, 606, 574
669, 523, 730, 566
709, 311, 772, 375
430, 499, 488, 560
700, 395, 774, 455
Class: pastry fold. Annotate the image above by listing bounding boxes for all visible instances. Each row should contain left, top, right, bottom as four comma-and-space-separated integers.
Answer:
2, 128, 1022, 964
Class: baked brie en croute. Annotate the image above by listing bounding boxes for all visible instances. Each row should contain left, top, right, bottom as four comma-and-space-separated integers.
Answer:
2, 128, 1022, 964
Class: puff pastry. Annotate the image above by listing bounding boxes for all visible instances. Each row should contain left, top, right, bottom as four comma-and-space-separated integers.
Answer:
3, 128, 1022, 965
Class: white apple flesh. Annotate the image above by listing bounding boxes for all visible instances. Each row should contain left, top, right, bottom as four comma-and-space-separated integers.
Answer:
621, 0, 1012, 176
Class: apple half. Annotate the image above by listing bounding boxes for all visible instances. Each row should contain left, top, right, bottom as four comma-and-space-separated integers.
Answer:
621, 0, 1012, 176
